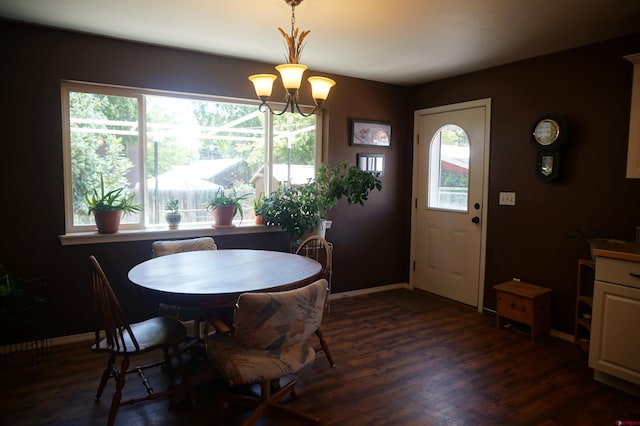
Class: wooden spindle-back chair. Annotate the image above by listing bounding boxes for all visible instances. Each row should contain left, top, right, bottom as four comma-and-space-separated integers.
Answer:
295, 236, 335, 367
90, 255, 194, 426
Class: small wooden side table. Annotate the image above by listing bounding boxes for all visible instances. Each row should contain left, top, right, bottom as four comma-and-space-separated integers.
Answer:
494, 280, 552, 341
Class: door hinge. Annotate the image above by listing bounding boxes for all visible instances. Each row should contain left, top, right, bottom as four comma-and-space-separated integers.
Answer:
415, 198, 418, 208
416, 134, 420, 145
413, 260, 416, 271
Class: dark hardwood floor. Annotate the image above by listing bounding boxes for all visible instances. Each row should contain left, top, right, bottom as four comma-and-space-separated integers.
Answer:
1, 292, 639, 425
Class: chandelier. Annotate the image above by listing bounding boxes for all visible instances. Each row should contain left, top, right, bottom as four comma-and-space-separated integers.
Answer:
248, 0, 336, 117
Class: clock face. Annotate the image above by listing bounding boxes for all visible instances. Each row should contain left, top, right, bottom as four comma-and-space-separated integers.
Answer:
533, 119, 560, 146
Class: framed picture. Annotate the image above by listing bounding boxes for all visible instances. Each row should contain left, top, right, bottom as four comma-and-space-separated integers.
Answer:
357, 153, 385, 175
351, 120, 391, 147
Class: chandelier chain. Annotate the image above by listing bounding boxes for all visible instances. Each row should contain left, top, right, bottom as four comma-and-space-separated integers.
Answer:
291, 3, 296, 39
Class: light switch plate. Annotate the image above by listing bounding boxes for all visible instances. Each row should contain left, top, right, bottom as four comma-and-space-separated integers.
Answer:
499, 192, 516, 205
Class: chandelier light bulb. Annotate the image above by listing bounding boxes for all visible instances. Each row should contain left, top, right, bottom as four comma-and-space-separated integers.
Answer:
248, 74, 277, 99
275, 64, 307, 91
308, 76, 336, 102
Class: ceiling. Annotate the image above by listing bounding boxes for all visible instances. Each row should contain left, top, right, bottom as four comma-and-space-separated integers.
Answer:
1, 0, 640, 86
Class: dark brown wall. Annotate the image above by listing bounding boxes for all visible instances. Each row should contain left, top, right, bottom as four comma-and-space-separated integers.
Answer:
409, 34, 640, 333
3, 18, 639, 339
0, 20, 410, 338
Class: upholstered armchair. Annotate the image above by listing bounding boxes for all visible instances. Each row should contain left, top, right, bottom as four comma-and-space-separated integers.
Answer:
207, 279, 329, 425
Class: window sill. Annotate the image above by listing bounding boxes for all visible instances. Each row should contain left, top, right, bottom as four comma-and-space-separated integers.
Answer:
58, 223, 281, 246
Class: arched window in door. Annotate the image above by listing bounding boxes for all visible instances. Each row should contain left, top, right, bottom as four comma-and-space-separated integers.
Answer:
427, 124, 469, 212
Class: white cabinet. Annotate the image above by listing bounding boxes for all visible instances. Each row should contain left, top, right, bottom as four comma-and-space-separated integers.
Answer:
589, 256, 640, 394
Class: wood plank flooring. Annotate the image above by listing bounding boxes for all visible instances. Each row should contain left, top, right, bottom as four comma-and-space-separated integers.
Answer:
1, 292, 639, 425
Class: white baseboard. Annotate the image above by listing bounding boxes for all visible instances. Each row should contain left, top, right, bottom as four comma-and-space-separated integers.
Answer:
549, 328, 574, 343
50, 331, 95, 346
329, 282, 409, 300
3, 283, 576, 350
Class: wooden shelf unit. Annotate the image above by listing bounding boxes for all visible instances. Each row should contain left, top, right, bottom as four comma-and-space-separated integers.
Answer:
574, 259, 595, 352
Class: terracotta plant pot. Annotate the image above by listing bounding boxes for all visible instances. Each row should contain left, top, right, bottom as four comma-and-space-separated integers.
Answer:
212, 205, 235, 228
255, 214, 265, 225
93, 210, 122, 234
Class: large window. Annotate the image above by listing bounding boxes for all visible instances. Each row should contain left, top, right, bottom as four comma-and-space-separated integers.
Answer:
61, 81, 321, 234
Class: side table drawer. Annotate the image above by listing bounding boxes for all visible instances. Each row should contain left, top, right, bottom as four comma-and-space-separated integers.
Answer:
497, 292, 534, 325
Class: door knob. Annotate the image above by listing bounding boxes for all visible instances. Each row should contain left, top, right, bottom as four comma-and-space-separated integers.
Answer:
471, 216, 480, 224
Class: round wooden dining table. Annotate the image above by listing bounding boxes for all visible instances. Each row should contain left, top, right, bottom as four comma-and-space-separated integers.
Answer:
128, 249, 323, 309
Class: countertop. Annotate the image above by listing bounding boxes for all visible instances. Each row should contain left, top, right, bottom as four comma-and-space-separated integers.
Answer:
592, 241, 640, 263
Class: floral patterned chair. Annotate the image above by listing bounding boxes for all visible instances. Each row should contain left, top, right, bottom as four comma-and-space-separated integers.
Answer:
207, 278, 329, 425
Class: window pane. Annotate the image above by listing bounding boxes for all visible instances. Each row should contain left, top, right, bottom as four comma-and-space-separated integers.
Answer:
428, 124, 469, 211
145, 96, 266, 225
69, 91, 140, 227
273, 113, 317, 186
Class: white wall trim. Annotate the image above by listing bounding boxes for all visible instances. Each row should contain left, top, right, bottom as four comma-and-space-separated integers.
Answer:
3, 283, 575, 351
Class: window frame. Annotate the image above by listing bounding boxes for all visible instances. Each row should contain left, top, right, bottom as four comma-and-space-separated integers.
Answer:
59, 80, 324, 244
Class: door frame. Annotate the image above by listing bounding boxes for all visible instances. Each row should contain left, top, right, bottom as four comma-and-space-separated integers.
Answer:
409, 98, 492, 313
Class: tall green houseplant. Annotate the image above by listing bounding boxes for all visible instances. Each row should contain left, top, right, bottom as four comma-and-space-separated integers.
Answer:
262, 161, 382, 241
262, 183, 320, 241
315, 161, 382, 219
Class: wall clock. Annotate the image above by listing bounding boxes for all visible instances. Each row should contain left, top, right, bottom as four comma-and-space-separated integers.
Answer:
531, 114, 567, 150
531, 114, 567, 182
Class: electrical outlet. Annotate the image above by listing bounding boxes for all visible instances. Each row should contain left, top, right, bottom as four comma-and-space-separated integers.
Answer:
499, 192, 516, 206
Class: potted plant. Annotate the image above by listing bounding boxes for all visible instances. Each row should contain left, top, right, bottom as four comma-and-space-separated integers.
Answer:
165, 198, 181, 230
262, 183, 320, 241
207, 188, 248, 228
253, 193, 266, 225
315, 161, 382, 219
85, 175, 141, 234
262, 161, 382, 241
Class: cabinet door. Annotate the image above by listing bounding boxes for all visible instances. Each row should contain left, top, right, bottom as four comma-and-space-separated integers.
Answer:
588, 280, 640, 384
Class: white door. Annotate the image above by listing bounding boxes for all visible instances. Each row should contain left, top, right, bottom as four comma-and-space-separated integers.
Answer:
411, 99, 490, 309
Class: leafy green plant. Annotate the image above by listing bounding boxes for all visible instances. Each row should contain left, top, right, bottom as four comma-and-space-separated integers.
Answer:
262, 183, 320, 241
165, 198, 180, 214
314, 161, 382, 218
207, 188, 249, 222
0, 264, 47, 345
262, 161, 383, 240
84, 175, 141, 214
253, 193, 266, 216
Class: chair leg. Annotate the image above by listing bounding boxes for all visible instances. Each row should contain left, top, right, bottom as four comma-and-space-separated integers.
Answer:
266, 380, 320, 424
162, 347, 176, 385
240, 381, 271, 426
315, 328, 336, 367
96, 353, 116, 400
173, 343, 196, 408
107, 355, 129, 426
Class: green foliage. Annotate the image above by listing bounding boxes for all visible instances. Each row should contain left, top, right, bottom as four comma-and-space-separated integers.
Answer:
441, 125, 468, 146
253, 193, 266, 216
262, 184, 320, 241
440, 170, 468, 187
0, 264, 47, 345
84, 175, 141, 214
314, 161, 383, 218
262, 161, 382, 240
165, 198, 180, 214
207, 188, 249, 221
69, 92, 137, 219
